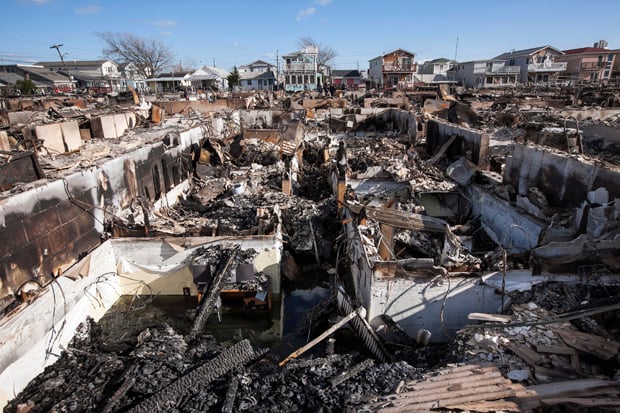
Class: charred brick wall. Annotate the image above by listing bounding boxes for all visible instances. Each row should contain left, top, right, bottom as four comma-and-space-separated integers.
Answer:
0, 128, 202, 302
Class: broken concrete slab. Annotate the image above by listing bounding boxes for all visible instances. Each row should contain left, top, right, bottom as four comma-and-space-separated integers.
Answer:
59, 121, 81, 151
91, 114, 118, 140
7, 111, 36, 127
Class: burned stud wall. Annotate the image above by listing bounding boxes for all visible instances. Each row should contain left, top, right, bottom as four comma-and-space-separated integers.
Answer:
426, 119, 490, 169
0, 128, 203, 302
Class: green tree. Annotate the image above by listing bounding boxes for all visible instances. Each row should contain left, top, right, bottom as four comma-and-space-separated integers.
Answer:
227, 66, 240, 91
15, 79, 36, 95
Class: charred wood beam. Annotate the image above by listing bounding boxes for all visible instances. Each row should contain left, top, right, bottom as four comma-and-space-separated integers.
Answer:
189, 246, 239, 339
127, 339, 256, 413
347, 204, 448, 233
329, 358, 374, 387
221, 376, 239, 413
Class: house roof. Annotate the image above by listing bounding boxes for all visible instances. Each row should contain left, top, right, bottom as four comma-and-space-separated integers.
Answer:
189, 66, 230, 81
18, 65, 72, 82
427, 58, 452, 64
240, 71, 275, 81
331, 69, 361, 78
243, 60, 273, 67
563, 47, 617, 54
0, 72, 25, 85
369, 48, 416, 62
494, 45, 564, 60
35, 60, 111, 67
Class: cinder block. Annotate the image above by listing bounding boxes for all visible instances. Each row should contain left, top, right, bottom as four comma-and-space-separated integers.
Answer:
91, 115, 117, 139
35, 123, 65, 154
60, 121, 81, 151
114, 113, 128, 137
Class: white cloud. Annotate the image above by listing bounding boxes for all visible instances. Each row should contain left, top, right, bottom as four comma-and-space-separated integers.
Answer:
296, 7, 316, 21
75, 5, 102, 15
231, 42, 240, 48
160, 31, 172, 36
315, 0, 332, 5
155, 20, 177, 27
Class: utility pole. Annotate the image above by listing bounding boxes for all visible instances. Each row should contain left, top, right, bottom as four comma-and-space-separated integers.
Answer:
453, 37, 459, 83
276, 49, 279, 90
50, 44, 72, 90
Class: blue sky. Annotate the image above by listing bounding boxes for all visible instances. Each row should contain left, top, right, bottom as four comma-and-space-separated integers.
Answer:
2, 0, 620, 71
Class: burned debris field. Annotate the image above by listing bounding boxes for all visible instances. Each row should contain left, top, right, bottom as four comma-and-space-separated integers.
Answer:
1, 80, 620, 413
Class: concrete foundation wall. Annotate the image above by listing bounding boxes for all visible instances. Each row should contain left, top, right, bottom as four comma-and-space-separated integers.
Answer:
426, 119, 490, 169
504, 144, 620, 208
369, 275, 502, 342
467, 184, 545, 252
0, 126, 204, 301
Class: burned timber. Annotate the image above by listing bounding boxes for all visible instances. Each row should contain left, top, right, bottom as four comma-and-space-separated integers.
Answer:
0, 82, 620, 413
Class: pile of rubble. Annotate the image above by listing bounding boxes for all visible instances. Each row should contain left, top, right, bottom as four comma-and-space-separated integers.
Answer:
5, 316, 427, 413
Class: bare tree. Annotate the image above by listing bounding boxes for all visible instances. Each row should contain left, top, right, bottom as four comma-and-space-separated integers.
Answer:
297, 36, 337, 67
97, 32, 174, 78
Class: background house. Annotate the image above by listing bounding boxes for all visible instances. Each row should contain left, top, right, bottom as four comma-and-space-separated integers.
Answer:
239, 60, 275, 74
368, 49, 416, 90
494, 46, 566, 84
416, 58, 455, 83
331, 69, 362, 89
451, 60, 520, 88
118, 63, 148, 92
238, 60, 276, 91
282, 46, 319, 92
148, 71, 193, 94
239, 71, 275, 91
0, 64, 72, 93
37, 60, 121, 93
555, 41, 618, 83
189, 66, 229, 92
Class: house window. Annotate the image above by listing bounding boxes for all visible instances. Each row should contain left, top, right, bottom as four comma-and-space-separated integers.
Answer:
604, 70, 610, 78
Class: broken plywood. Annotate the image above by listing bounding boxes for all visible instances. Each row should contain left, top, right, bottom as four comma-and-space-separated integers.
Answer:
372, 364, 528, 412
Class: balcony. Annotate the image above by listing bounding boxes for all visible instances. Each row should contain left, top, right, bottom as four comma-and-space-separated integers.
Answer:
527, 62, 567, 72
383, 62, 415, 73
283, 63, 316, 72
487, 66, 520, 75
580, 62, 604, 70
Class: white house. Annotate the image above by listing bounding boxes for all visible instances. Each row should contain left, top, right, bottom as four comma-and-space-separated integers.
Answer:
451, 60, 520, 88
189, 66, 230, 92
416, 58, 455, 83
494, 46, 567, 84
282, 46, 319, 92
36, 59, 121, 92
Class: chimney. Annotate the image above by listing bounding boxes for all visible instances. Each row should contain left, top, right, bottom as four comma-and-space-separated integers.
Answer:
594, 40, 608, 49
